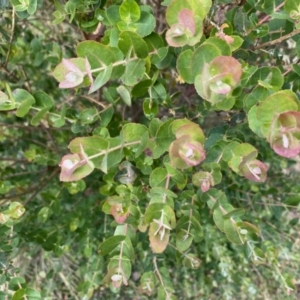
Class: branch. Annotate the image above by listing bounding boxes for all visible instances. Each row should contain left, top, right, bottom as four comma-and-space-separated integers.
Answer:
254, 29, 300, 50
153, 257, 173, 300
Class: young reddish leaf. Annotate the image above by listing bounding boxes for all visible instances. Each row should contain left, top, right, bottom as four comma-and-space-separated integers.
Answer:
269, 111, 300, 158
59, 153, 94, 182
239, 159, 268, 182
178, 9, 196, 34
209, 56, 242, 86
169, 135, 206, 169
166, 24, 189, 47
174, 121, 205, 144
53, 58, 87, 89
195, 56, 242, 103
110, 204, 130, 224
192, 171, 214, 192
59, 59, 85, 88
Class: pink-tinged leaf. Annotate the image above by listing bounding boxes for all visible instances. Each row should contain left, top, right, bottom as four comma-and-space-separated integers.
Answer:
59, 153, 94, 182
169, 135, 206, 169
209, 80, 232, 94
62, 58, 84, 75
178, 9, 196, 35
149, 221, 170, 253
278, 111, 300, 129
111, 274, 123, 288
268, 111, 300, 158
209, 56, 242, 86
59, 73, 84, 88
201, 179, 210, 192
272, 133, 300, 158
166, 24, 188, 47
192, 171, 213, 192
110, 204, 130, 224
216, 31, 234, 44
53, 58, 87, 89
240, 159, 268, 182
174, 122, 205, 144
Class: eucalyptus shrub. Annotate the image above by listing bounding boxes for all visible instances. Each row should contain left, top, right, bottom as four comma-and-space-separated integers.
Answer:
1, 0, 300, 299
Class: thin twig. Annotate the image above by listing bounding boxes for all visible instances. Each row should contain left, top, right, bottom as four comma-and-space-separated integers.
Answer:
4, 6, 16, 67
153, 257, 173, 300
254, 29, 300, 50
24, 168, 59, 205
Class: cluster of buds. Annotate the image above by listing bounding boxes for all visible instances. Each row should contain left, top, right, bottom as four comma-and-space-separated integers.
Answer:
269, 111, 300, 158
169, 121, 206, 169
195, 56, 242, 104
228, 143, 268, 183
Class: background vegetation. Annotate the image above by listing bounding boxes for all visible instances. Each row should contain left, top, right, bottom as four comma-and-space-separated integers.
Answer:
1, 0, 300, 299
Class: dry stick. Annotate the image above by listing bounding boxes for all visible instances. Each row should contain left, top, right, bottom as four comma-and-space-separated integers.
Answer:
254, 28, 300, 50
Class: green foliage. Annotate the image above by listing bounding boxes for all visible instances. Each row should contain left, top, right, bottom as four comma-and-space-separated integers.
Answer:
1, 0, 300, 299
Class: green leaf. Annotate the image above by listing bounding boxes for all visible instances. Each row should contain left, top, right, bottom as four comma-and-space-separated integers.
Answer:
79, 108, 99, 125
89, 63, 113, 94
13, 89, 35, 117
33, 91, 54, 108
213, 207, 225, 232
121, 59, 145, 86
243, 86, 270, 112
5, 202, 25, 219
27, 0, 37, 14
228, 35, 244, 51
76, 41, 124, 79
143, 98, 158, 119
37, 207, 51, 223
30, 107, 50, 126
119, 0, 141, 23
183, 253, 202, 269
150, 167, 169, 187
100, 105, 114, 127
249, 67, 283, 91
135, 131, 149, 157
106, 5, 121, 25
0, 90, 15, 111
191, 44, 221, 80
250, 90, 299, 138
149, 119, 175, 159
136, 11, 156, 37
12, 288, 41, 300
224, 219, 244, 245
98, 235, 126, 256
164, 163, 187, 189
177, 49, 194, 84
68, 136, 109, 168
132, 79, 152, 97
176, 229, 193, 251
118, 31, 148, 58
121, 123, 148, 145
144, 203, 165, 224
223, 208, 245, 220
203, 37, 231, 56
117, 85, 132, 106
